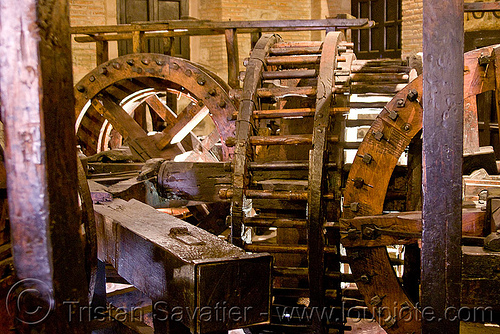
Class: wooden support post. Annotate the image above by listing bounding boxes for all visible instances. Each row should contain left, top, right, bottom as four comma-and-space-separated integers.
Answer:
225, 29, 240, 89
132, 29, 146, 53
494, 47, 500, 147
0, 0, 89, 332
422, 0, 463, 333
95, 35, 109, 66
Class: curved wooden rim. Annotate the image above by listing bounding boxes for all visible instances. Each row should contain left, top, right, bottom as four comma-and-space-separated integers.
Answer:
74, 53, 236, 160
342, 44, 499, 333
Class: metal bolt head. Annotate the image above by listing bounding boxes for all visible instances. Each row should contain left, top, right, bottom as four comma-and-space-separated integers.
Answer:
362, 225, 376, 239
172, 63, 180, 70
373, 131, 384, 141
156, 60, 164, 66
360, 275, 370, 284
99, 67, 108, 75
243, 58, 249, 67
478, 54, 491, 67
370, 295, 383, 306
219, 100, 227, 108
76, 85, 85, 93
126, 59, 135, 66
362, 153, 373, 165
208, 89, 217, 96
112, 62, 121, 70
407, 89, 418, 102
396, 98, 405, 108
353, 177, 365, 189
403, 123, 411, 132
384, 316, 397, 328
388, 110, 398, 121
350, 202, 359, 212
197, 78, 206, 86
89, 75, 96, 82
141, 58, 150, 65
185, 69, 192, 77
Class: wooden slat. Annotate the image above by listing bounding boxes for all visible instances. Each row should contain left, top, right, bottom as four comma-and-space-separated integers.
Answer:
250, 134, 339, 145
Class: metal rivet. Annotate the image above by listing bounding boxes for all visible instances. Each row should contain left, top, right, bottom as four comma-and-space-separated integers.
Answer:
76, 85, 85, 93
142, 59, 150, 65
99, 67, 108, 75
112, 62, 121, 70
127, 59, 135, 66
219, 101, 227, 108
350, 202, 359, 212
360, 275, 370, 284
185, 69, 192, 76
361, 153, 373, 164
385, 316, 396, 328
197, 78, 206, 86
135, 67, 143, 74
388, 110, 398, 121
407, 89, 418, 102
156, 60, 164, 66
370, 295, 383, 306
172, 63, 180, 70
403, 123, 411, 132
353, 177, 365, 189
373, 131, 384, 141
396, 98, 405, 108
89, 75, 95, 82
208, 89, 217, 96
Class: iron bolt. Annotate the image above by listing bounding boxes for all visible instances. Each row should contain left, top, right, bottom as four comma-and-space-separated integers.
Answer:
197, 78, 206, 86
156, 60, 164, 66
350, 202, 359, 212
185, 69, 192, 76
361, 153, 373, 164
403, 123, 411, 132
373, 131, 384, 141
353, 177, 365, 189
407, 89, 418, 102
142, 58, 150, 65
360, 275, 370, 284
396, 99, 405, 108
385, 316, 397, 328
112, 62, 121, 69
478, 54, 491, 67
76, 85, 85, 93
208, 89, 217, 96
126, 59, 135, 66
370, 295, 383, 306
99, 67, 108, 75
172, 63, 180, 70
363, 226, 376, 239
89, 75, 96, 82
219, 101, 227, 108
388, 109, 398, 121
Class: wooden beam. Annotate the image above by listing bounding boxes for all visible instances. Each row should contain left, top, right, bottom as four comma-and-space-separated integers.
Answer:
0, 0, 88, 332
422, 0, 464, 332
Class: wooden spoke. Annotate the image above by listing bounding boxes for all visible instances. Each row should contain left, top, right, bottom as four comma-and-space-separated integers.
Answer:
144, 94, 177, 126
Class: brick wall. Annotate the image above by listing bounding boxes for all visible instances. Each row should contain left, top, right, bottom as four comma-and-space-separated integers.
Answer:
191, 0, 325, 83
401, 0, 423, 59
70, 0, 117, 83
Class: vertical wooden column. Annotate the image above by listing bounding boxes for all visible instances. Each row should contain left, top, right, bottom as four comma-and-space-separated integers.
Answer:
225, 29, 240, 89
0, 0, 89, 332
422, 0, 463, 333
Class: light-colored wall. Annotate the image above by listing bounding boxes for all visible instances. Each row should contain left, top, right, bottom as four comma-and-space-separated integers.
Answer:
70, 0, 118, 83
69, 0, 347, 84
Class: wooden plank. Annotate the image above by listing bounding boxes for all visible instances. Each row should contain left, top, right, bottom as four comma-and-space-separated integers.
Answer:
0, 0, 89, 332
422, 0, 464, 332
94, 198, 272, 333
463, 95, 480, 154
96, 38, 109, 66
464, 2, 500, 12
494, 47, 500, 149
225, 28, 240, 89
70, 18, 372, 35
144, 94, 177, 126
157, 161, 231, 202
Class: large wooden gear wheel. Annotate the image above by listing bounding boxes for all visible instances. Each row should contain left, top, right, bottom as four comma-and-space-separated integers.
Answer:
341, 44, 500, 333
74, 53, 237, 162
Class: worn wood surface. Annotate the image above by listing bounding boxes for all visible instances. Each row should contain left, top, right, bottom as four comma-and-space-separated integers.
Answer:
422, 2, 464, 333
94, 198, 272, 333
0, 0, 89, 332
